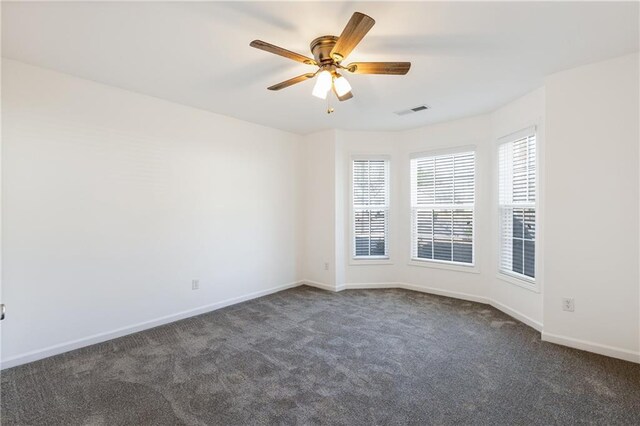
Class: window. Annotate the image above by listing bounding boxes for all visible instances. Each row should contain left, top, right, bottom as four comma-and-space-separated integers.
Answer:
499, 132, 536, 281
410, 151, 475, 265
352, 159, 389, 258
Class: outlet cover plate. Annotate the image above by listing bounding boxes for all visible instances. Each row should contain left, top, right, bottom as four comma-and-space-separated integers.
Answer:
562, 297, 574, 312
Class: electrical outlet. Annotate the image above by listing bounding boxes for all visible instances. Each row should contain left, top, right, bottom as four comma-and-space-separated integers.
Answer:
192, 279, 200, 290
324, 262, 329, 271
562, 297, 574, 312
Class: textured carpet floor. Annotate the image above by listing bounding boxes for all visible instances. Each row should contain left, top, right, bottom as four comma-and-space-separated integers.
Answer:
2, 286, 640, 425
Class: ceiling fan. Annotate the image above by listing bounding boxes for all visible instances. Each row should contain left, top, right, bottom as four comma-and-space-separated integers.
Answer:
250, 12, 410, 105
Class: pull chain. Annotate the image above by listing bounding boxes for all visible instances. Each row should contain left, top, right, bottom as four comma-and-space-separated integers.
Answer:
327, 95, 334, 114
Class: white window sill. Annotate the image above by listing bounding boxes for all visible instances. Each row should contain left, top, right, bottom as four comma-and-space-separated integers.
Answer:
496, 272, 539, 293
350, 257, 393, 266
407, 259, 480, 274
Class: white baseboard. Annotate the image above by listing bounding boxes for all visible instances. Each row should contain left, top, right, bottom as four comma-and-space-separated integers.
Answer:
301, 280, 338, 292
308, 280, 490, 305
340, 283, 546, 334
0, 281, 302, 370
305, 280, 535, 329
541, 331, 640, 364
6, 280, 636, 369
305, 280, 637, 364
385, 283, 543, 334
350, 282, 489, 304
490, 300, 543, 332
397, 282, 489, 304
338, 282, 639, 364
343, 282, 400, 290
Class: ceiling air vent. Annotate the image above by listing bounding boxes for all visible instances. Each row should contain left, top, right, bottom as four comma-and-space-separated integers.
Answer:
395, 105, 430, 116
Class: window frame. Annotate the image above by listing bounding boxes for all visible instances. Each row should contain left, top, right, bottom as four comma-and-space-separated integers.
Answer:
497, 127, 539, 291
350, 156, 391, 262
409, 146, 477, 269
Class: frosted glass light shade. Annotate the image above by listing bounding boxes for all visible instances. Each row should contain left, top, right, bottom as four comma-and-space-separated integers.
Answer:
334, 75, 352, 97
312, 70, 332, 99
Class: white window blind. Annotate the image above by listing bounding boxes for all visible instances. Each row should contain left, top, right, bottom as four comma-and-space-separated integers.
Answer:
411, 151, 475, 265
499, 133, 536, 280
353, 159, 389, 258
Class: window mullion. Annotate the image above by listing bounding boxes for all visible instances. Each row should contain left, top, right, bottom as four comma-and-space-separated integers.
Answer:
449, 208, 455, 262
367, 209, 372, 257
431, 209, 435, 260
367, 161, 371, 257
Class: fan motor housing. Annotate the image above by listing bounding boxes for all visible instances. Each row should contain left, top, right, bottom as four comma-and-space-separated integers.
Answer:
310, 35, 339, 65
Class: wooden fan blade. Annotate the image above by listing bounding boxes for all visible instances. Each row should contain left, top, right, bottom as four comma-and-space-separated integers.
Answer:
250, 40, 317, 65
346, 62, 411, 75
267, 73, 316, 91
330, 12, 375, 62
332, 86, 354, 101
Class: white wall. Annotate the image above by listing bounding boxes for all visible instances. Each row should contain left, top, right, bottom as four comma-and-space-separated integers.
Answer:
3, 53, 639, 367
303, 119, 493, 302
299, 130, 336, 288
335, 130, 402, 288
399, 116, 492, 300
300, 53, 639, 362
327, 119, 493, 301
543, 53, 639, 360
1, 59, 301, 367
490, 88, 546, 327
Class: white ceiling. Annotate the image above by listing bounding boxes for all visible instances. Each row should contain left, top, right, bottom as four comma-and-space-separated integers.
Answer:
2, 2, 638, 134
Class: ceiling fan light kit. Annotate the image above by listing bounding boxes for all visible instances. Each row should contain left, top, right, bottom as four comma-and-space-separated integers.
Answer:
250, 12, 411, 111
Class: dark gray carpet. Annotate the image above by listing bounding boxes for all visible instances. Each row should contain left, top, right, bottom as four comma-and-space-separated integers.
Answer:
2, 286, 640, 425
